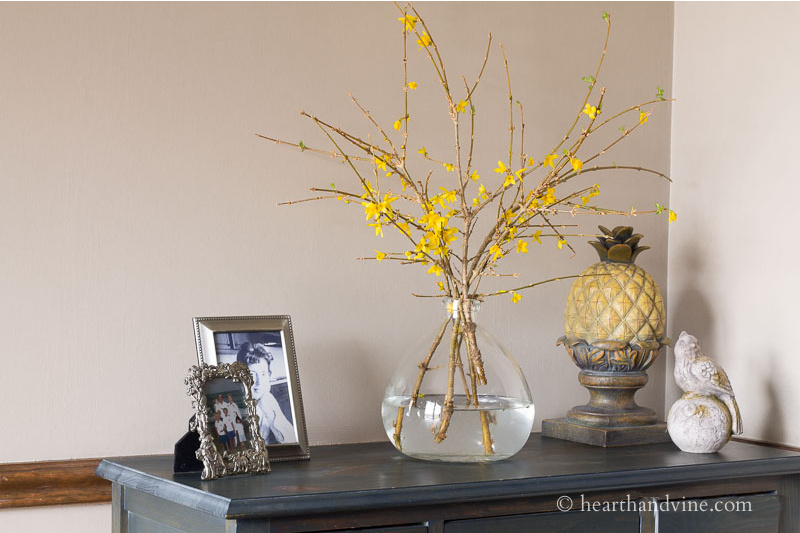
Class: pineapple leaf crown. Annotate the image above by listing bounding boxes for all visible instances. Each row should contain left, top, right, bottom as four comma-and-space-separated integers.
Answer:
588, 225, 650, 263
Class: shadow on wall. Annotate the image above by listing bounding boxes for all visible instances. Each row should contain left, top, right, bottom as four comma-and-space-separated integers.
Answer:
760, 351, 786, 445
670, 242, 715, 341
669, 243, 788, 445
667, 242, 715, 405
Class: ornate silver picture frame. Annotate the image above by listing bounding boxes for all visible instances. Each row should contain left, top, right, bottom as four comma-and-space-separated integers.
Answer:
193, 315, 310, 462
185, 362, 270, 480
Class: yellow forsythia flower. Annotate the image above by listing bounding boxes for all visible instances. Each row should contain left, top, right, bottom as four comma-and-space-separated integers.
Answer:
489, 244, 504, 261
443, 163, 455, 172
427, 263, 443, 276
640, 111, 649, 124
570, 157, 583, 173
393, 120, 402, 131
362, 201, 381, 220
442, 227, 458, 244
419, 211, 448, 230
408, 81, 418, 90
374, 157, 387, 171
398, 15, 418, 32
669, 209, 677, 223
439, 187, 457, 203
378, 192, 398, 215
532, 230, 542, 244
581, 184, 600, 206
516, 240, 529, 254
456, 100, 468, 113
415, 236, 430, 254
542, 188, 557, 206
417, 32, 432, 49
583, 103, 599, 119
557, 238, 567, 249
511, 292, 523, 304
418, 146, 427, 156
369, 222, 384, 237
527, 157, 536, 166
470, 171, 480, 181
494, 160, 507, 173
362, 179, 376, 195
437, 281, 445, 291
397, 221, 410, 235
376, 251, 386, 262
543, 153, 557, 168
503, 174, 515, 188
425, 231, 440, 248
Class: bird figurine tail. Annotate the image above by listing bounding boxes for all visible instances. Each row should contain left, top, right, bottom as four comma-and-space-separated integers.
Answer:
722, 394, 743, 435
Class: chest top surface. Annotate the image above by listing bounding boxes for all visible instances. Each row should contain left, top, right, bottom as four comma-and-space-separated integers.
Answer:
96, 434, 800, 519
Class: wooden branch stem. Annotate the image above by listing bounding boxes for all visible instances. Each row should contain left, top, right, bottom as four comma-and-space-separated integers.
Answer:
434, 317, 461, 443
393, 316, 451, 448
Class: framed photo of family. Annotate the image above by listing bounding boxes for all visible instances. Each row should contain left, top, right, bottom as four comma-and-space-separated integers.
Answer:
193, 315, 310, 462
185, 362, 270, 480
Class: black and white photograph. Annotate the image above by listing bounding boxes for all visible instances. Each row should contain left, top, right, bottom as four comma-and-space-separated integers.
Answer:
193, 316, 309, 461
212, 331, 297, 446
203, 378, 254, 454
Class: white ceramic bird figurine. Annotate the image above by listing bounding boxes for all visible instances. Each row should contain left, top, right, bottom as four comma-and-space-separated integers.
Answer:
673, 331, 742, 435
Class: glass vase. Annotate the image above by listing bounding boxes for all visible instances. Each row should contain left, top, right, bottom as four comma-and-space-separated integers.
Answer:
381, 298, 534, 462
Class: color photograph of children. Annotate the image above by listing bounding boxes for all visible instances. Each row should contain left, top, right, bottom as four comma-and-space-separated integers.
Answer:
203, 379, 252, 454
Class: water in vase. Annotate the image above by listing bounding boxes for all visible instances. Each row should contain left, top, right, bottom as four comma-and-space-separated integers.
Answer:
382, 394, 535, 462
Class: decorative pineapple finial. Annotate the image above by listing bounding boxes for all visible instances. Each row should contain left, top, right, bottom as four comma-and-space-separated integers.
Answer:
588, 225, 651, 263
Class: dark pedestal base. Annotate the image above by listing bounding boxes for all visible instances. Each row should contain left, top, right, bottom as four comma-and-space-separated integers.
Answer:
542, 418, 671, 447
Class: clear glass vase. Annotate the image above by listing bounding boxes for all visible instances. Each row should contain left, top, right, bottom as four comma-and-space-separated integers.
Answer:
381, 298, 535, 462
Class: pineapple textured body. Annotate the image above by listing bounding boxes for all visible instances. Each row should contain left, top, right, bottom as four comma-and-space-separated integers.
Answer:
565, 261, 665, 346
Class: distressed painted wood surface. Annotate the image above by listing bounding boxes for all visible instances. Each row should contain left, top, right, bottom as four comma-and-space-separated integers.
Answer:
266, 477, 779, 533
0, 457, 110, 509
779, 474, 800, 533
445, 509, 639, 533
96, 434, 800, 520
658, 494, 780, 532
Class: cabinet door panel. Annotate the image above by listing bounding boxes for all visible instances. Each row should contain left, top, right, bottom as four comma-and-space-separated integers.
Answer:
658, 493, 779, 533
445, 511, 638, 532
128, 512, 187, 533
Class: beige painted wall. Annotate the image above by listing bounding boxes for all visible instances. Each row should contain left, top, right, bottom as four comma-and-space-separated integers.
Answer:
668, 2, 800, 447
0, 2, 672, 530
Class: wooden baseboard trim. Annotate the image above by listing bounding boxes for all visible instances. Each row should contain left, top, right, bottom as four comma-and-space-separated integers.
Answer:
0, 458, 111, 509
731, 436, 800, 453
